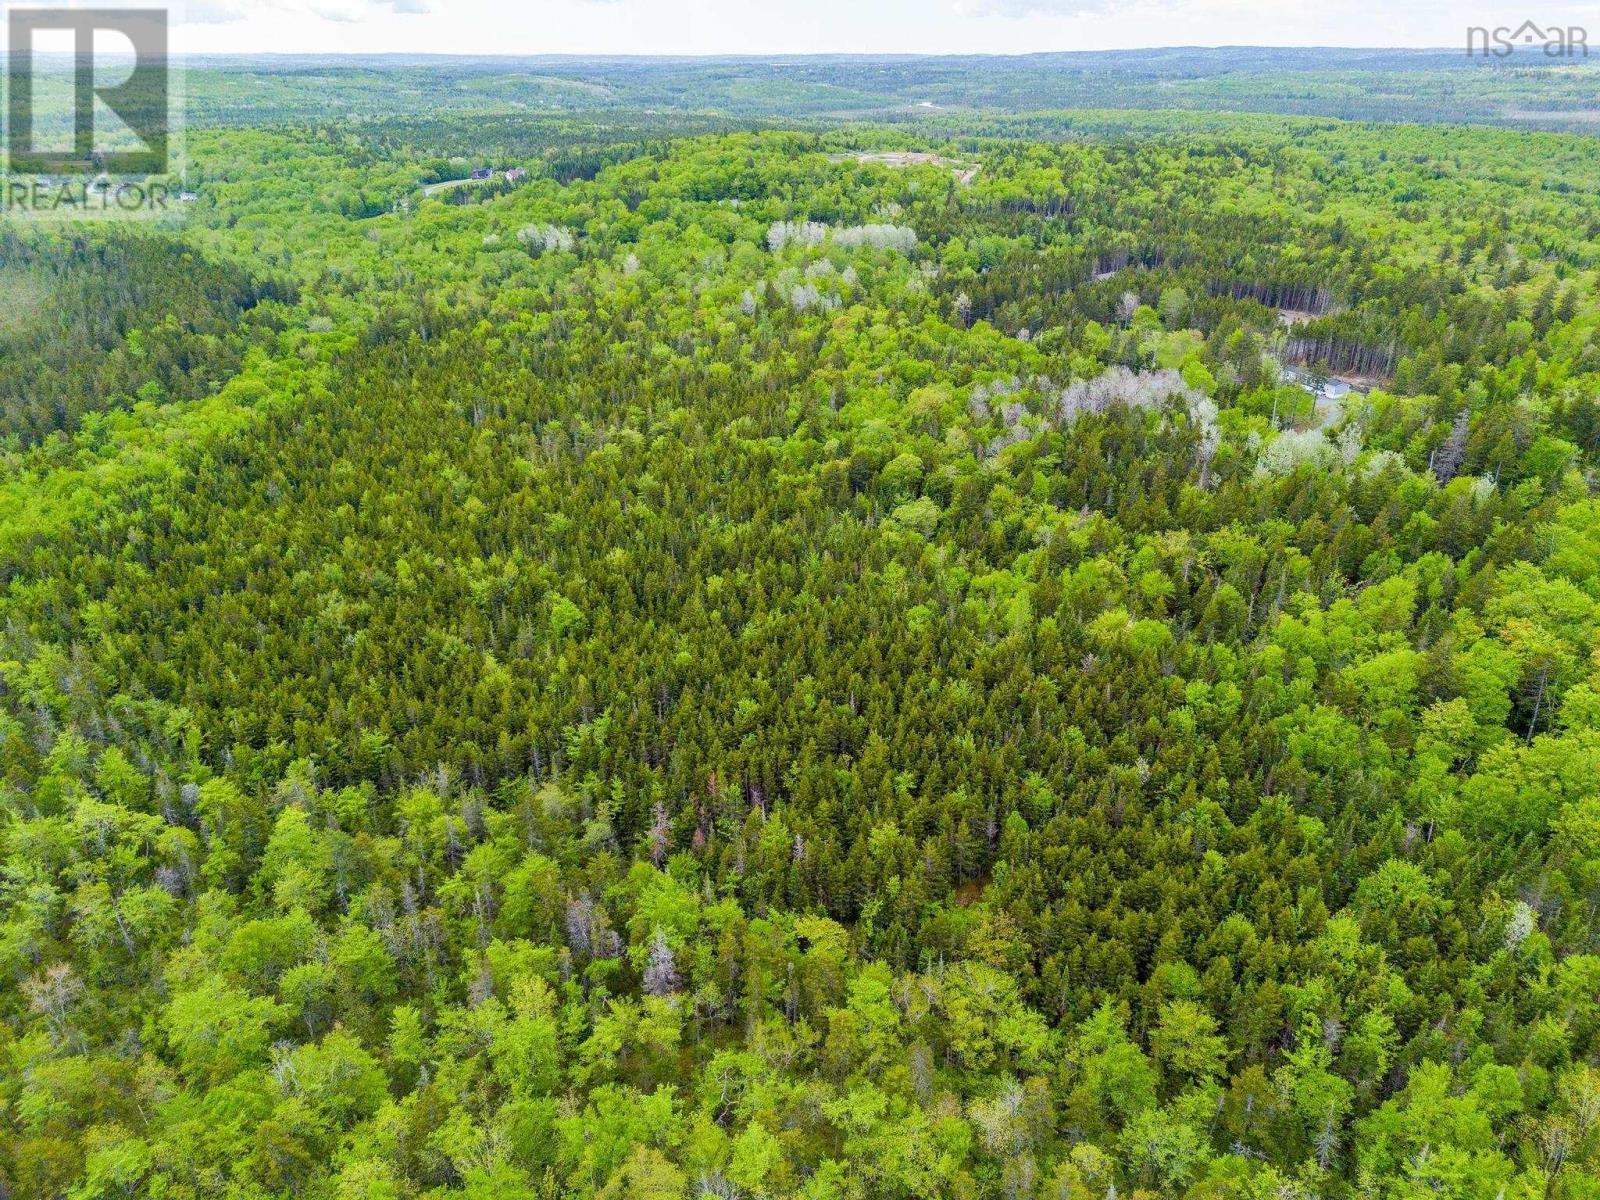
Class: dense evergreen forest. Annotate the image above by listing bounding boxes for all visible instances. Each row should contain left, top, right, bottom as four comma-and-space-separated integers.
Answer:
3, 69, 1600, 1200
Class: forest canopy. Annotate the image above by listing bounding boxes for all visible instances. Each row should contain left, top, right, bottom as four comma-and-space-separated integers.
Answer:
2, 65, 1600, 1200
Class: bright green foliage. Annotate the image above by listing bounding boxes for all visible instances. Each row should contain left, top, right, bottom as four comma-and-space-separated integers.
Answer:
2, 77, 1600, 1200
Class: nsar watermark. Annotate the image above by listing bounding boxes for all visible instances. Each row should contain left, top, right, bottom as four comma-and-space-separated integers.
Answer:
1468, 19, 1590, 57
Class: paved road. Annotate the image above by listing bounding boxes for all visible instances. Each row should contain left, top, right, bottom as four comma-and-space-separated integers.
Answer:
422, 177, 477, 197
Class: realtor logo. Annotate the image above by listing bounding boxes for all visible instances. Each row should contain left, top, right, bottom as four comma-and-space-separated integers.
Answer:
6, 7, 170, 174
1467, 20, 1590, 57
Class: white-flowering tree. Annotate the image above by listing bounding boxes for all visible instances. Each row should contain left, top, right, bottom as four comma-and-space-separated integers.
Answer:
766, 220, 827, 251
517, 224, 575, 253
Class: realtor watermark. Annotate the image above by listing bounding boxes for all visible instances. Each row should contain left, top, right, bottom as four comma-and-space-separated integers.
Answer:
3, 4, 185, 219
1468, 20, 1590, 57
5, 176, 177, 210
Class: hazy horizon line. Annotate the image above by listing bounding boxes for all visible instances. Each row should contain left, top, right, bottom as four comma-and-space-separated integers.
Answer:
160, 44, 1528, 59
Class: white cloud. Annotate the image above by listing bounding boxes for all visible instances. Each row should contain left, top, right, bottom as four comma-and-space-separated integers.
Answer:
956, 0, 1116, 16
165, 0, 1600, 56
175, 0, 428, 26
953, 0, 1285, 21
311, 2, 362, 21
183, 0, 250, 23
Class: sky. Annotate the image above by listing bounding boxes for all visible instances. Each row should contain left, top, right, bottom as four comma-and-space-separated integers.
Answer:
21, 0, 1600, 56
